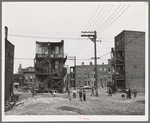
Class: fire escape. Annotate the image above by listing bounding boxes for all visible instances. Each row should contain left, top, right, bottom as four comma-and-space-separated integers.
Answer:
111, 38, 125, 91
34, 41, 67, 93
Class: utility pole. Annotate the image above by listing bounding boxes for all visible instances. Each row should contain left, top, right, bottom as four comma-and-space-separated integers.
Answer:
81, 31, 98, 97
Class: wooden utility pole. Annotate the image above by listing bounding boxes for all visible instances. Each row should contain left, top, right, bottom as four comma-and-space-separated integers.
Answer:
81, 31, 98, 97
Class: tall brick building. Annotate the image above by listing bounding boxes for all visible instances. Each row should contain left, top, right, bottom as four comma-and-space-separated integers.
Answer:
111, 30, 145, 92
70, 60, 112, 89
5, 26, 15, 104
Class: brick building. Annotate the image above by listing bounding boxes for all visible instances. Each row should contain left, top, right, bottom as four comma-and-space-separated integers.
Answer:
23, 67, 35, 88
111, 30, 145, 92
17, 64, 35, 88
34, 40, 67, 92
70, 60, 112, 89
5, 26, 15, 104
13, 74, 24, 88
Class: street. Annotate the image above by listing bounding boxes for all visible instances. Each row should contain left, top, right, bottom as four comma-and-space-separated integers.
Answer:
5, 89, 145, 115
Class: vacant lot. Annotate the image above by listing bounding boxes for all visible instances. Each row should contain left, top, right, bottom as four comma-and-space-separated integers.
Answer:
5, 89, 145, 115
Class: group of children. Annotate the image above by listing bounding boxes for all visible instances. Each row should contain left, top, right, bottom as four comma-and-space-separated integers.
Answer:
67, 88, 86, 101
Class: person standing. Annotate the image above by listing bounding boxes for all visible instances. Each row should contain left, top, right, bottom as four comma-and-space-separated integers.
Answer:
67, 89, 71, 101
79, 89, 82, 101
133, 89, 137, 98
73, 90, 77, 100
83, 89, 86, 101
91, 87, 94, 96
128, 88, 131, 99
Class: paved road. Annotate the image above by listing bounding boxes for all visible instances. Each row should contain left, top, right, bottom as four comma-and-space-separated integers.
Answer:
5, 89, 145, 115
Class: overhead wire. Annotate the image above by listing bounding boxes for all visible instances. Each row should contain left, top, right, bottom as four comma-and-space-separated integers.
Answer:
82, 4, 101, 31
90, 4, 115, 31
8, 34, 85, 40
98, 4, 131, 33
96, 4, 123, 32
86, 4, 107, 31
70, 5, 101, 55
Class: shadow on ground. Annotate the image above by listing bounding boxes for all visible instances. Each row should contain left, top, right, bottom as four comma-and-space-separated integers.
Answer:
58, 106, 84, 114
136, 100, 145, 104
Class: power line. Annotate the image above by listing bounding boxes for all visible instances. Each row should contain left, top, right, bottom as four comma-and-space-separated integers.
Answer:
96, 4, 123, 31
82, 4, 101, 30
8, 34, 84, 40
14, 52, 110, 61
98, 4, 131, 33
86, 4, 107, 30
91, 4, 115, 31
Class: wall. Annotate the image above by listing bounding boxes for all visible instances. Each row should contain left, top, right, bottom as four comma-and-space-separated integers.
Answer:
124, 31, 145, 92
5, 40, 14, 103
72, 62, 112, 89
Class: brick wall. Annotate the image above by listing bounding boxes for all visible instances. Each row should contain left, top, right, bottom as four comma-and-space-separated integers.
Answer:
5, 39, 14, 103
124, 31, 145, 92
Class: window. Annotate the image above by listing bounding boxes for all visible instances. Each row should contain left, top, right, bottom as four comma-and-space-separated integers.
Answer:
108, 68, 110, 72
42, 46, 45, 54
85, 81, 87, 86
88, 81, 90, 85
121, 38, 124, 43
78, 74, 81, 78
30, 76, 32, 82
85, 74, 86, 78
100, 68, 102, 71
104, 68, 106, 71
55, 61, 59, 69
79, 81, 81, 85
71, 68, 74, 72
88, 74, 90, 78
55, 46, 59, 54
116, 40, 119, 46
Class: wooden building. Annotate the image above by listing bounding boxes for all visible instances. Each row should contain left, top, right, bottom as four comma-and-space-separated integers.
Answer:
34, 40, 67, 93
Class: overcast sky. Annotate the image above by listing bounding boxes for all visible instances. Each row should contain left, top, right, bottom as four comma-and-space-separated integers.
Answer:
2, 2, 148, 73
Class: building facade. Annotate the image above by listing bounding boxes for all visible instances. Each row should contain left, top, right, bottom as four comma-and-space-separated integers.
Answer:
23, 67, 35, 88
5, 26, 15, 104
17, 64, 35, 88
34, 40, 67, 92
70, 61, 112, 89
111, 30, 145, 92
13, 74, 24, 88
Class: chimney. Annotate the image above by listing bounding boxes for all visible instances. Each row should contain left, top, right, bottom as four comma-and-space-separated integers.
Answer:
82, 62, 84, 65
5, 26, 8, 40
102, 62, 104, 65
90, 62, 93, 65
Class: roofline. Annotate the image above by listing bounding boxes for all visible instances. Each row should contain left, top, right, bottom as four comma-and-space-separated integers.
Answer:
36, 40, 64, 44
70, 64, 109, 68
115, 30, 145, 38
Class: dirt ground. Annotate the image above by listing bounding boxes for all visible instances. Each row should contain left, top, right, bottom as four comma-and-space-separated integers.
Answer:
5, 89, 145, 115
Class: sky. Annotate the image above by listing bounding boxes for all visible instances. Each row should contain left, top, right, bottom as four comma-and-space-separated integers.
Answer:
2, 2, 148, 73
